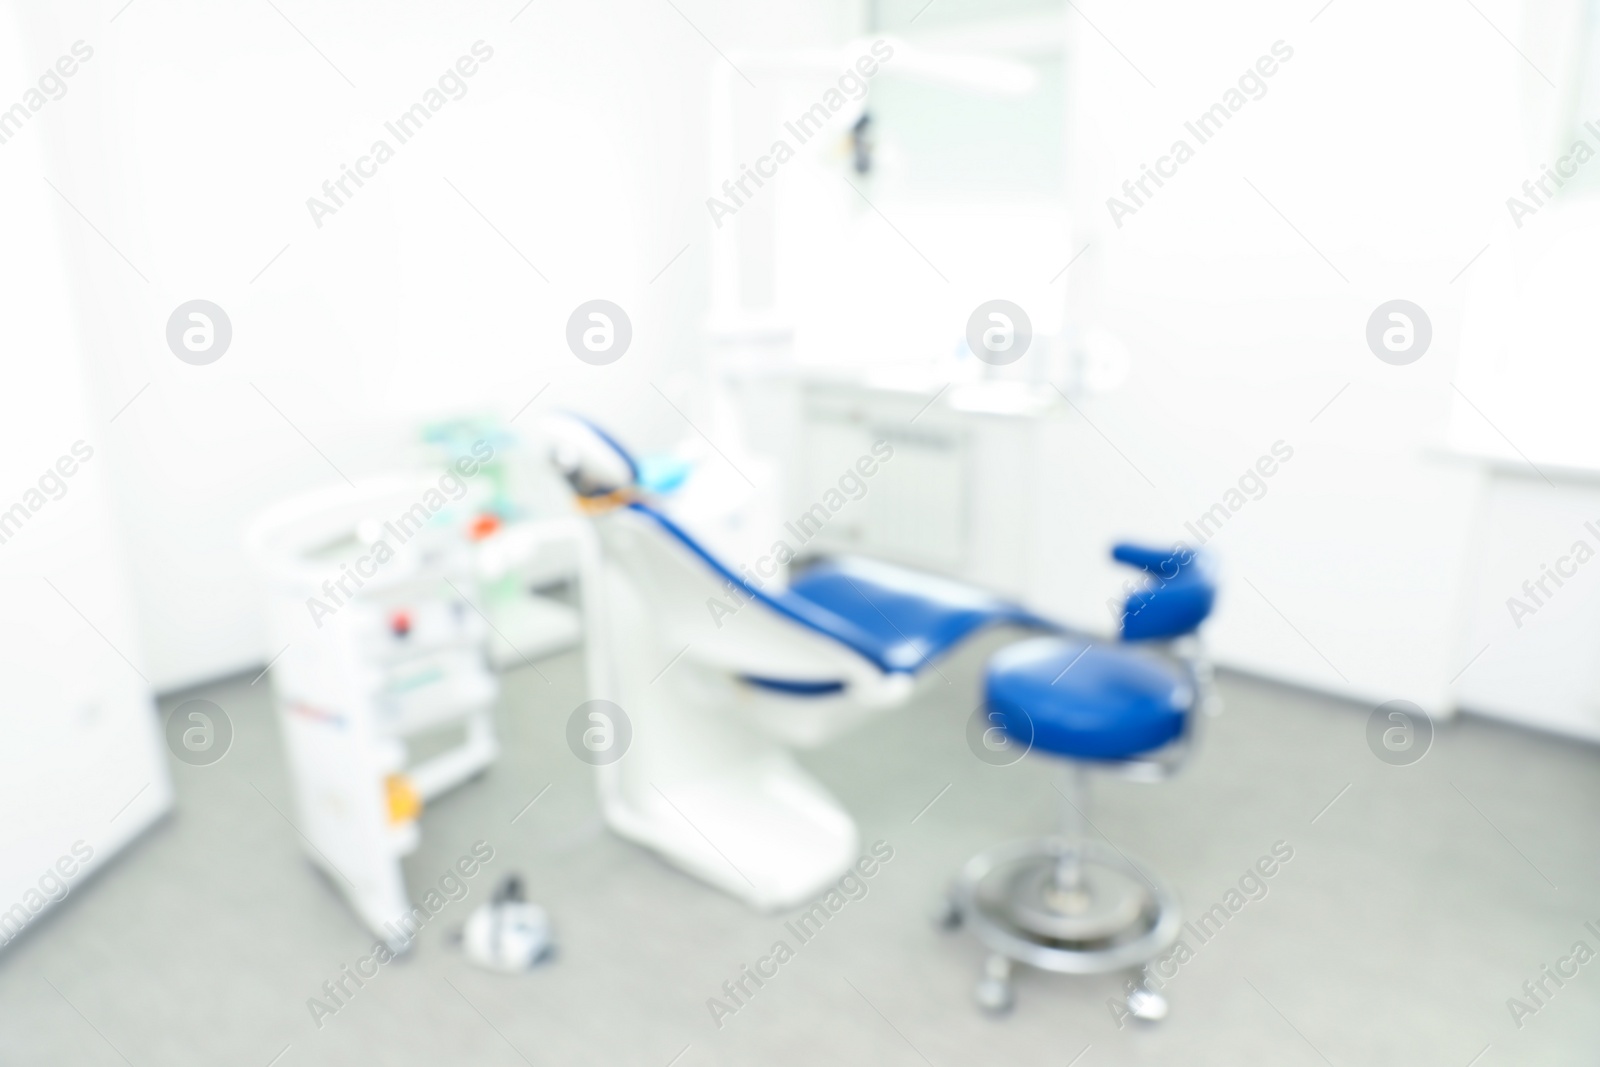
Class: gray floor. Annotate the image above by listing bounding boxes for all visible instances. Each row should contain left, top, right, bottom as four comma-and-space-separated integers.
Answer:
4, 634, 1598, 1066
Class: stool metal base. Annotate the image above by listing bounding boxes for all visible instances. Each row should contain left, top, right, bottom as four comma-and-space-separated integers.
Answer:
945, 837, 1181, 1016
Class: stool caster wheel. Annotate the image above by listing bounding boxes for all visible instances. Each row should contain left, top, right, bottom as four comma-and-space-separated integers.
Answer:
974, 955, 1014, 1016
933, 888, 963, 931
1125, 972, 1167, 1022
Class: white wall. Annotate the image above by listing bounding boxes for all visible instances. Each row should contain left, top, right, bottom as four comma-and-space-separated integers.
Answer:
16, 0, 855, 691
0, 4, 172, 946
713, 1, 1557, 719
18, 0, 1590, 731
1034, 0, 1534, 713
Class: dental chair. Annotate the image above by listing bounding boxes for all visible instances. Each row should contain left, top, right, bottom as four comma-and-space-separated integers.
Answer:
940, 544, 1219, 1019
549, 417, 1056, 910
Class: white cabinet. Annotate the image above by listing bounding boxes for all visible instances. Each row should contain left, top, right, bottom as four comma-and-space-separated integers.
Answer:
791, 381, 1042, 600
1452, 471, 1600, 741
798, 387, 968, 572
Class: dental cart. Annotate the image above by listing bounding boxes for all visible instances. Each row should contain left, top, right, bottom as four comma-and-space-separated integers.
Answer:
248, 478, 500, 949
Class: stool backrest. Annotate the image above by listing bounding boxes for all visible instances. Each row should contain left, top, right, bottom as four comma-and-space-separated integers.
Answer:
1114, 543, 1217, 642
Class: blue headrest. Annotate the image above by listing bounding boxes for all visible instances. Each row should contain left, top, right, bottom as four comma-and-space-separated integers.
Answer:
1114, 542, 1216, 642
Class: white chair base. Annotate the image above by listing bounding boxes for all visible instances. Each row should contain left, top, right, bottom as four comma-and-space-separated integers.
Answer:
599, 751, 859, 911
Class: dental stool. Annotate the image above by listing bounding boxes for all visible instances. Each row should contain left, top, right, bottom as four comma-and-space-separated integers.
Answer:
942, 544, 1218, 1019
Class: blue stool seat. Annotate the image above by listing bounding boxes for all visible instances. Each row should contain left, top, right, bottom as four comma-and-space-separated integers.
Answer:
985, 637, 1192, 761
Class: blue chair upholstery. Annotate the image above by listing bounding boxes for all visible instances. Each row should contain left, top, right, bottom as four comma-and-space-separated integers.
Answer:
629, 504, 1057, 680
986, 637, 1191, 761
565, 413, 1058, 678
1114, 542, 1217, 643
786, 557, 1057, 672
